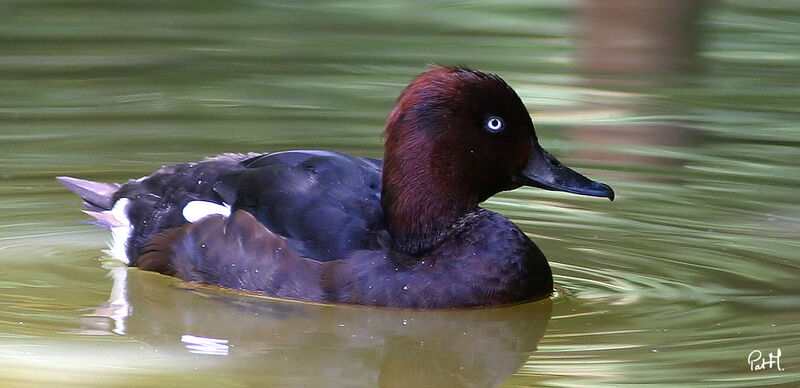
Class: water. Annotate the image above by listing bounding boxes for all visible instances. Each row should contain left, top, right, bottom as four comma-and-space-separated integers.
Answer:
1, 0, 799, 386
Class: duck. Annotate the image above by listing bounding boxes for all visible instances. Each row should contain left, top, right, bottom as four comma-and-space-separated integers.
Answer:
58, 66, 614, 309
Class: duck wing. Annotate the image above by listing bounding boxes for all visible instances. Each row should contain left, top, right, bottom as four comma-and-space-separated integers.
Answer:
139, 210, 328, 300
213, 150, 386, 262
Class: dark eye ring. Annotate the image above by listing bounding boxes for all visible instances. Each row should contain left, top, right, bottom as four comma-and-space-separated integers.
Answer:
485, 116, 504, 132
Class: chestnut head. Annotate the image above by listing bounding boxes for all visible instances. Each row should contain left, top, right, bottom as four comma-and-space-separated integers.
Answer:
383, 66, 613, 206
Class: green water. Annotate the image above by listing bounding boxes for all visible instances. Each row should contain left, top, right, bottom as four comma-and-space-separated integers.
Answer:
2, 0, 799, 386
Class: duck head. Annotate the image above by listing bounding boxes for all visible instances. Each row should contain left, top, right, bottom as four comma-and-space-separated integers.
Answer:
382, 66, 614, 255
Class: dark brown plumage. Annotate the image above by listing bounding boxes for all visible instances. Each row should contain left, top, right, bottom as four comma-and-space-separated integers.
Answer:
59, 66, 614, 308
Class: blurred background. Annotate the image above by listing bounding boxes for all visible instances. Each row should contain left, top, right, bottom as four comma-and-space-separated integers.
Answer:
1, 0, 799, 387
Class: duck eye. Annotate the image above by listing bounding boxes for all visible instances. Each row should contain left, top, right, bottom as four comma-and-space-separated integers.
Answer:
485, 116, 504, 132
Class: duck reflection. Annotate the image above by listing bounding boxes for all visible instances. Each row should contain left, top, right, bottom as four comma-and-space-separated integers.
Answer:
77, 265, 552, 387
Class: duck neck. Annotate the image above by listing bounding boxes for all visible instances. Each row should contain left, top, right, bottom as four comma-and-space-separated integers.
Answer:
381, 156, 479, 256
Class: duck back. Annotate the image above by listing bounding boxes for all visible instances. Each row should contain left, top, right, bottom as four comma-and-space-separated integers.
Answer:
63, 151, 386, 266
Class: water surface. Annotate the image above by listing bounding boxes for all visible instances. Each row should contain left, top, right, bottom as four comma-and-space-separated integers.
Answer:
1, 1, 799, 386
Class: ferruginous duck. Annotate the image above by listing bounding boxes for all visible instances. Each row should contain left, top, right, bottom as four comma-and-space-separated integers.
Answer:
59, 66, 614, 309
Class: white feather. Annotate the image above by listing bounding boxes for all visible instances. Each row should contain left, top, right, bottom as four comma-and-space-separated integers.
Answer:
182, 201, 232, 223
104, 198, 132, 265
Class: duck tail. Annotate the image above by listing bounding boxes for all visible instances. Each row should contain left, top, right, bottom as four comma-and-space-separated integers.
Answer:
57, 176, 121, 227
58, 176, 132, 264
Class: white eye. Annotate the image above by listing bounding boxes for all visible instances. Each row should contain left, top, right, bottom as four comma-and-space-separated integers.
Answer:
485, 116, 504, 132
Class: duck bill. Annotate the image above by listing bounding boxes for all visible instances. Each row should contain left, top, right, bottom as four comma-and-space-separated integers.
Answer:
515, 142, 615, 200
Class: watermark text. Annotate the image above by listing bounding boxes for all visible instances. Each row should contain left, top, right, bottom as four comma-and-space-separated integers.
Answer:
748, 349, 784, 371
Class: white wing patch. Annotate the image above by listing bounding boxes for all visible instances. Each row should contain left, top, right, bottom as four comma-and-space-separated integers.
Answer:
94, 199, 230, 264
182, 201, 232, 223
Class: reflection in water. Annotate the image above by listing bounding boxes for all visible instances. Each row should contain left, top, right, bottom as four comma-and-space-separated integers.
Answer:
181, 334, 230, 356
79, 264, 130, 336
76, 267, 552, 387
576, 0, 703, 74
567, 121, 698, 181
562, 0, 705, 177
